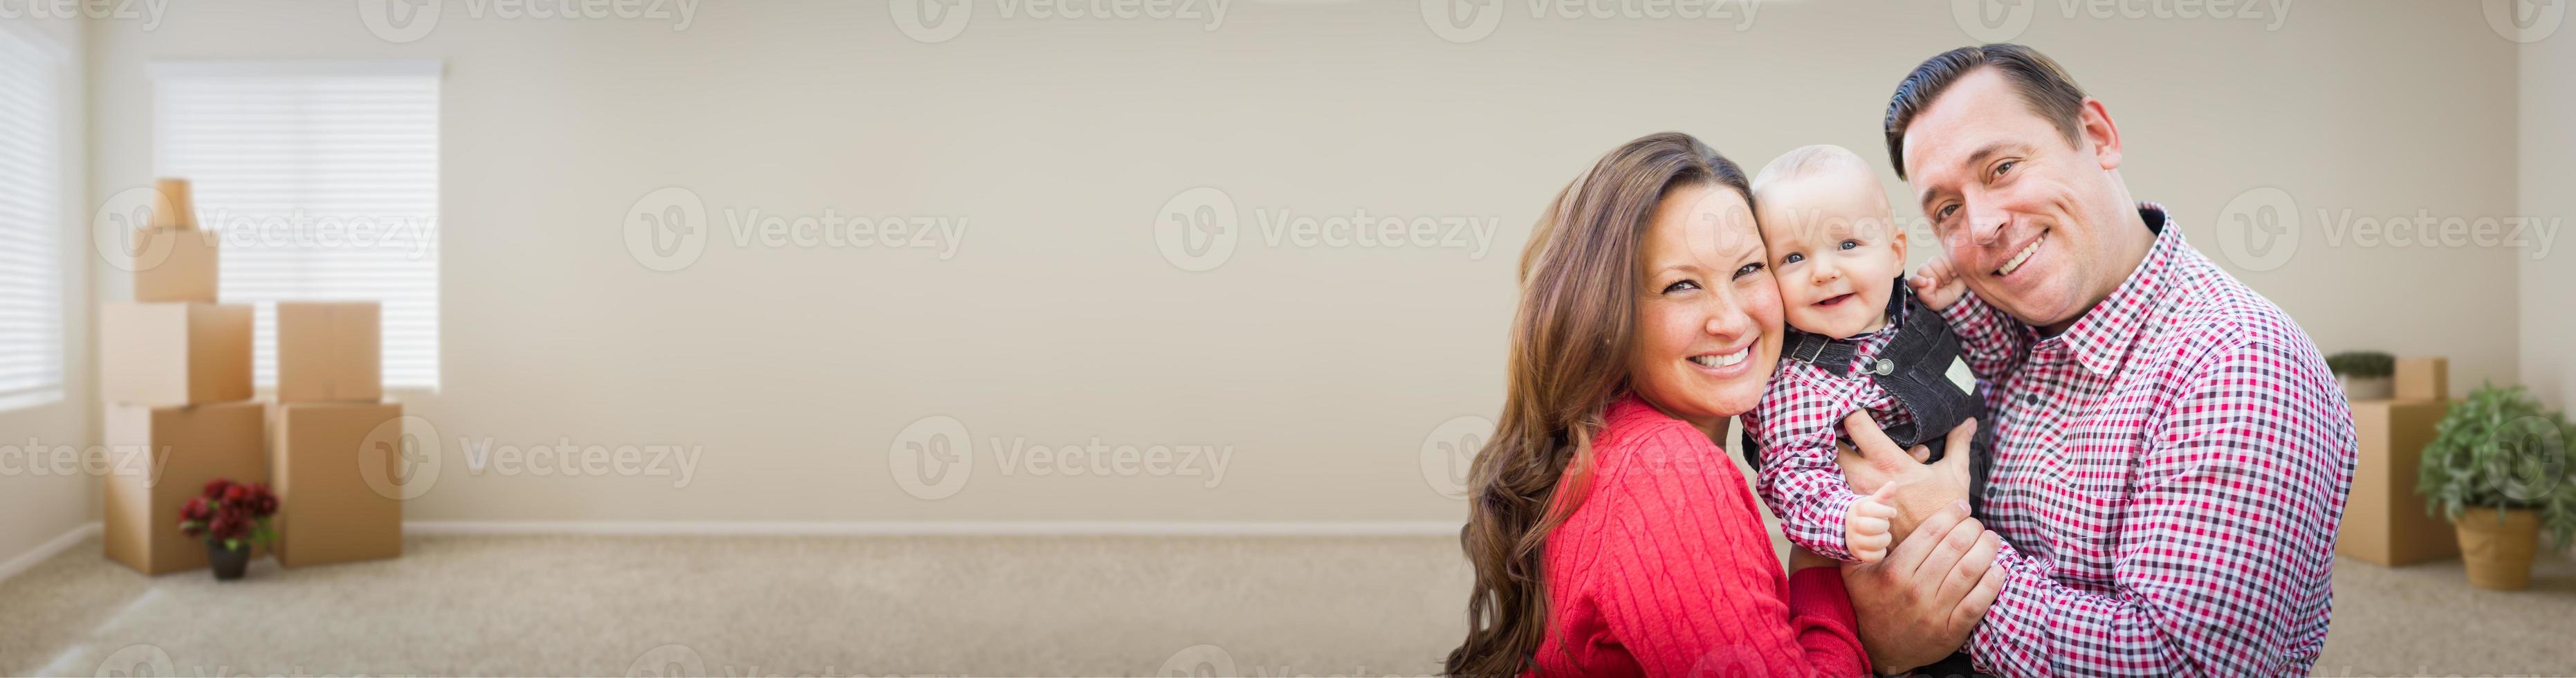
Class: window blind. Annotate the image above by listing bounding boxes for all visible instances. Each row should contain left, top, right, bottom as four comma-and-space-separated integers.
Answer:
0, 29, 64, 412
154, 62, 442, 390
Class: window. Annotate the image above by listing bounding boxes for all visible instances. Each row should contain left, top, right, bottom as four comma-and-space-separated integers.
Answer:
0, 28, 64, 412
154, 62, 442, 390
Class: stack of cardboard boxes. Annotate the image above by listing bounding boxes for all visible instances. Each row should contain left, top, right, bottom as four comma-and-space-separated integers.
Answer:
101, 178, 406, 575
103, 178, 265, 575
2338, 357, 2458, 567
268, 301, 405, 567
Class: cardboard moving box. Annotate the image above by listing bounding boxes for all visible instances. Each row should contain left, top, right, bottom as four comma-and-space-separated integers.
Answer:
150, 177, 197, 229
2396, 357, 2449, 401
268, 401, 405, 567
129, 227, 219, 304
2339, 399, 2460, 567
101, 302, 252, 407
131, 178, 215, 303
277, 302, 384, 403
103, 401, 268, 576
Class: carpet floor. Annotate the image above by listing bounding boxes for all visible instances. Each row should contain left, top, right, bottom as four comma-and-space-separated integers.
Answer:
1, 533, 2570, 677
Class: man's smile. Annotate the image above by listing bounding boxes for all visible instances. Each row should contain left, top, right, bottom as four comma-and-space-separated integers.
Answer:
1995, 228, 2050, 277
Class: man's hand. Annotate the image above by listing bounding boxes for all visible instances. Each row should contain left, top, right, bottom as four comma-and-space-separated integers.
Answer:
1908, 256, 1969, 311
1841, 501, 2007, 675
1836, 415, 1974, 544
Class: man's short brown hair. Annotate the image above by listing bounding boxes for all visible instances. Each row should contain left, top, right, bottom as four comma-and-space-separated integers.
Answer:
1884, 44, 2089, 180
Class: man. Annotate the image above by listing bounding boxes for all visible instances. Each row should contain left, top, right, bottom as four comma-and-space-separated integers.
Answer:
1835, 44, 2359, 677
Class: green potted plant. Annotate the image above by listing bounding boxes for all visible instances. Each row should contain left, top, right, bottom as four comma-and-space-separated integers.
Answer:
2418, 384, 2576, 589
2327, 351, 2396, 401
177, 479, 279, 581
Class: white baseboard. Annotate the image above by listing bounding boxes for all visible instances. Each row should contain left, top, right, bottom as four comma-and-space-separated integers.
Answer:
403, 520, 1464, 537
0, 522, 101, 585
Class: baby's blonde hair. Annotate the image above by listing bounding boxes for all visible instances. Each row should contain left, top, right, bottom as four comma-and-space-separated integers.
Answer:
1750, 144, 1895, 238
1751, 145, 1881, 203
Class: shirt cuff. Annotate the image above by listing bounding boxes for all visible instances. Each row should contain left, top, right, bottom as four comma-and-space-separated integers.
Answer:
1938, 291, 1990, 328
1794, 488, 1865, 561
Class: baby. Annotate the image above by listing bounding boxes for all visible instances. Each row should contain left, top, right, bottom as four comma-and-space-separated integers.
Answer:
1740, 145, 1990, 563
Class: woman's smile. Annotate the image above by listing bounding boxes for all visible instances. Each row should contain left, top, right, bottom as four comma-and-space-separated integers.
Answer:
1687, 342, 1757, 377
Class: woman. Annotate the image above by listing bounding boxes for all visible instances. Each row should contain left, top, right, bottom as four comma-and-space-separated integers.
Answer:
1443, 132, 1978, 677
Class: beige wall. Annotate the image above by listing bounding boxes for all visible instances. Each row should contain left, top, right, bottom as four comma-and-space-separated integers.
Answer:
0, 14, 91, 568
2524, 17, 2575, 411
66, 1, 2528, 527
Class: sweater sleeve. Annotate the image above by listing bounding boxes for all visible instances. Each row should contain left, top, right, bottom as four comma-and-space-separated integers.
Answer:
1588, 423, 1871, 678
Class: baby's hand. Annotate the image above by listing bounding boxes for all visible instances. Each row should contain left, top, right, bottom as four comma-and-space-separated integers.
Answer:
1908, 257, 1969, 311
1843, 488, 1901, 562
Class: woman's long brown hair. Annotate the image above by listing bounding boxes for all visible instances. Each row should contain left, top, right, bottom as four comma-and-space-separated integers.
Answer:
1444, 132, 1754, 677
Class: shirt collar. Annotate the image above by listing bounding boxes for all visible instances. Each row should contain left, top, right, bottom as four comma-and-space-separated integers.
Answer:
2043, 203, 2181, 377
1782, 276, 1911, 376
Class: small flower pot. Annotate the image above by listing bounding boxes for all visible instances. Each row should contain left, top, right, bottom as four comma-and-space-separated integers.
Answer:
2454, 507, 2541, 590
2337, 374, 2393, 401
206, 539, 250, 581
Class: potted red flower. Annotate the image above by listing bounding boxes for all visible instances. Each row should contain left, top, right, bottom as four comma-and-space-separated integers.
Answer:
177, 479, 278, 580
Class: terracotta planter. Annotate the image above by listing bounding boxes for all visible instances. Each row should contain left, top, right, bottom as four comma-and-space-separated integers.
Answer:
2337, 374, 2393, 401
206, 539, 250, 581
2453, 507, 2541, 590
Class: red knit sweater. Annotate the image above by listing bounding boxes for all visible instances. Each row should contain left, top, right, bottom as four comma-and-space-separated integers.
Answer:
1532, 394, 1870, 677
